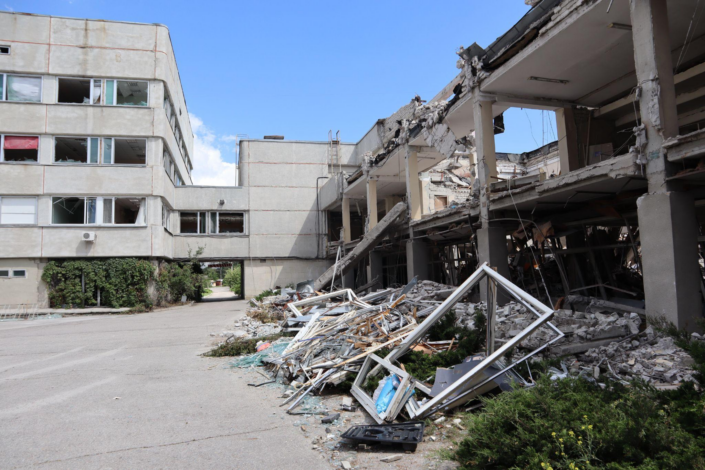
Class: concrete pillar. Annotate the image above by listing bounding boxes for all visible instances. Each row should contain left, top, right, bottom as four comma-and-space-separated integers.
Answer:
367, 251, 383, 287
472, 97, 497, 228
366, 178, 378, 231
342, 269, 355, 289
630, 1, 701, 331
341, 196, 352, 243
477, 227, 511, 305
385, 196, 402, 213
629, 0, 678, 192
405, 145, 422, 221
638, 193, 702, 332
406, 239, 430, 282
555, 106, 580, 173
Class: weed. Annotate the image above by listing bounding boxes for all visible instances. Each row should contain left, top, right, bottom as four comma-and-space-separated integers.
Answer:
204, 332, 294, 357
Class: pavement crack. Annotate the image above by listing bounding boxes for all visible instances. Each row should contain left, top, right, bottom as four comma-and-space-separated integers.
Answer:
29, 425, 287, 467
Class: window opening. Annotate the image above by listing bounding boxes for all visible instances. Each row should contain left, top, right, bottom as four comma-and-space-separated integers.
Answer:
114, 139, 145, 164
180, 212, 198, 234
0, 270, 9, 277
12, 270, 26, 278
114, 198, 144, 224
218, 213, 244, 234
52, 197, 86, 224
2, 135, 38, 162
0, 46, 9, 55
55, 137, 88, 163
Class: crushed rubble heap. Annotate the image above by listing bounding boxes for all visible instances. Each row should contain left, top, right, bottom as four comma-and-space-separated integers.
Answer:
225, 265, 699, 426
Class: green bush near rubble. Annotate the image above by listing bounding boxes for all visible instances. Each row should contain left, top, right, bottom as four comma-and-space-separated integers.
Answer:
223, 265, 242, 295
453, 377, 705, 470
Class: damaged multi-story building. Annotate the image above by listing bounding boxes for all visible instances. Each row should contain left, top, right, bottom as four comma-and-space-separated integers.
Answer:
316, 0, 705, 333
2, 0, 705, 335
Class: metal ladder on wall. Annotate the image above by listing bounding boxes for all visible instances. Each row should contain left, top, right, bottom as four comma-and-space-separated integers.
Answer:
328, 130, 341, 174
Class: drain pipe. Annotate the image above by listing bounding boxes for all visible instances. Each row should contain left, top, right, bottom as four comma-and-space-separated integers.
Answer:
316, 176, 329, 259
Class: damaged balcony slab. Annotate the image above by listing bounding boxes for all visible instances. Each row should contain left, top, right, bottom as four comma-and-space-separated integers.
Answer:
488, 153, 645, 214
664, 128, 705, 162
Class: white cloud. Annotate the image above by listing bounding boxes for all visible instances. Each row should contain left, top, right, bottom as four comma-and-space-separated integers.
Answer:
221, 135, 238, 142
189, 114, 238, 186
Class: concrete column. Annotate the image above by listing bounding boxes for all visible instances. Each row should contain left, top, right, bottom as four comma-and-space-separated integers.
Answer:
342, 269, 355, 289
472, 97, 497, 228
366, 178, 378, 231
367, 251, 383, 287
555, 106, 580, 173
405, 145, 422, 221
629, 0, 678, 192
630, 1, 701, 331
638, 192, 702, 332
477, 227, 511, 305
341, 196, 352, 243
406, 239, 430, 282
385, 196, 402, 213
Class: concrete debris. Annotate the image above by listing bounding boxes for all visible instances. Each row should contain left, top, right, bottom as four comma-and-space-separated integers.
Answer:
380, 455, 403, 462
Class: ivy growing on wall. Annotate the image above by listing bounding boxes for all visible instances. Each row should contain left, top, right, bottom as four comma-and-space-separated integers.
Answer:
42, 259, 155, 309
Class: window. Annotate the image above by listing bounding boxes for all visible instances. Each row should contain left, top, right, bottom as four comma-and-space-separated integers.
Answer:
52, 197, 145, 225
0, 46, 9, 55
179, 212, 245, 235
58, 78, 102, 104
162, 205, 171, 232
0, 269, 28, 279
218, 213, 245, 233
1, 135, 39, 162
434, 196, 448, 211
0, 197, 37, 225
103, 80, 148, 106
1, 74, 42, 102
54, 137, 145, 165
180, 212, 200, 234
163, 150, 183, 185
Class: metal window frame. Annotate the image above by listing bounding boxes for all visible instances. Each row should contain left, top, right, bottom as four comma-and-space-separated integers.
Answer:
351, 353, 431, 425
50, 196, 145, 226
381, 262, 563, 419
286, 288, 365, 317
11, 269, 27, 278
56, 77, 103, 105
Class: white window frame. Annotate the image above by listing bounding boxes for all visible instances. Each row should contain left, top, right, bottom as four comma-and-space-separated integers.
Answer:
0, 134, 41, 164
1, 73, 43, 103
53, 136, 146, 166
179, 211, 246, 235
104, 79, 150, 107
0, 196, 38, 225
0, 269, 28, 279
56, 77, 104, 105
0, 45, 10, 55
51, 196, 146, 226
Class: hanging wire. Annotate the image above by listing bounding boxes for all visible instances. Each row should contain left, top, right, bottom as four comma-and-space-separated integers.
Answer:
675, 0, 704, 73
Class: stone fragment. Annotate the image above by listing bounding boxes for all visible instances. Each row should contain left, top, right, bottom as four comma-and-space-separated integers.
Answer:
380, 454, 402, 462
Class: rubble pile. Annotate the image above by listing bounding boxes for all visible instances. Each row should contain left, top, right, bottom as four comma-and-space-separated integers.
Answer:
579, 332, 698, 385
222, 264, 700, 440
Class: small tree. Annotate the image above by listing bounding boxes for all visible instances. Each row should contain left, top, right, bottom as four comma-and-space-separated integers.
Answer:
223, 264, 242, 295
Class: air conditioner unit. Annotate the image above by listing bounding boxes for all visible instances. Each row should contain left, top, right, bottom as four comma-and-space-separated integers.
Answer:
82, 232, 96, 242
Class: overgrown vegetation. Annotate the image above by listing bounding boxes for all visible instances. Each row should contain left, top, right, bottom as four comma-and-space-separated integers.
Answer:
204, 332, 294, 357
401, 308, 486, 383
454, 377, 705, 470
223, 265, 242, 295
155, 246, 208, 304
253, 288, 277, 302
42, 259, 154, 309
451, 319, 705, 470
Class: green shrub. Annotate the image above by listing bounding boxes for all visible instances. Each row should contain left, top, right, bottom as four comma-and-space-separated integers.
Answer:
254, 288, 277, 302
223, 265, 242, 294
454, 378, 705, 470
42, 259, 154, 309
155, 262, 206, 303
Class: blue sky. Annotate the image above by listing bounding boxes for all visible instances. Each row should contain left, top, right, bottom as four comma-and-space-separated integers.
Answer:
3, 0, 553, 184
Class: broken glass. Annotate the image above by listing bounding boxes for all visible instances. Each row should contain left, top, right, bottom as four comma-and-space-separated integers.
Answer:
7, 75, 41, 102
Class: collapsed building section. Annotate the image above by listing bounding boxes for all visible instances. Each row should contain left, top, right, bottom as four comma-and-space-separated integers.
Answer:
318, 0, 705, 333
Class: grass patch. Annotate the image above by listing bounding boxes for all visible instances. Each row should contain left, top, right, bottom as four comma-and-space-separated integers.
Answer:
203, 332, 294, 357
